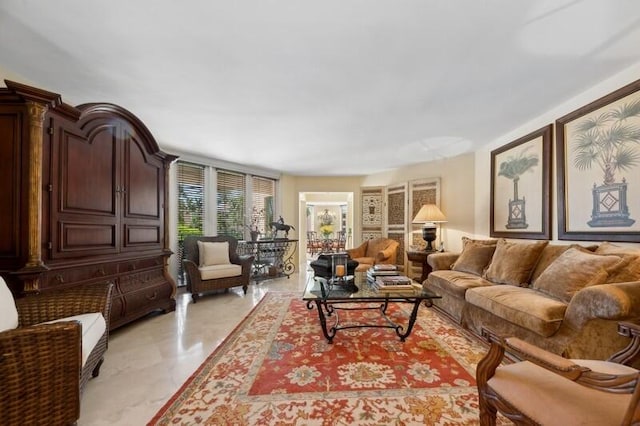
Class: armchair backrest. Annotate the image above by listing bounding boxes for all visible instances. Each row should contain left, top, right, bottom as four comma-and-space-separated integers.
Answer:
183, 235, 239, 266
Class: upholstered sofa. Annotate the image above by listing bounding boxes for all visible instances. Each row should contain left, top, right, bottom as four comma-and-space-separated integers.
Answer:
346, 238, 400, 272
424, 238, 640, 362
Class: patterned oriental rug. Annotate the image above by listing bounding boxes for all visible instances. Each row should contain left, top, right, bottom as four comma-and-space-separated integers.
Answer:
149, 292, 499, 425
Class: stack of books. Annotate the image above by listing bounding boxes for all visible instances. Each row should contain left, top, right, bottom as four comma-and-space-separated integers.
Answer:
373, 275, 416, 292
366, 264, 399, 283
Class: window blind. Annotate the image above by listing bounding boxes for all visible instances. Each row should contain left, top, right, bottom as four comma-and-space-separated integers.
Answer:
251, 176, 275, 234
177, 162, 205, 284
217, 169, 245, 239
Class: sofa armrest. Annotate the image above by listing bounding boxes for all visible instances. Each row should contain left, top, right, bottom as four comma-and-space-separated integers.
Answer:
427, 252, 460, 271
565, 281, 640, 329
15, 282, 113, 327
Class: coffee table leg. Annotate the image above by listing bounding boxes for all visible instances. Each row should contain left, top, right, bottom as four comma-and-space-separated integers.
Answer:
310, 300, 336, 344
396, 298, 422, 342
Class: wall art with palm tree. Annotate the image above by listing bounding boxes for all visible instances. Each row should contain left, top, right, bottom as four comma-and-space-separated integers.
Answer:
557, 78, 640, 242
490, 125, 552, 239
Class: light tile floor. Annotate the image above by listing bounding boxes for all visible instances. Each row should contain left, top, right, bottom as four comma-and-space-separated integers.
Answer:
79, 266, 312, 425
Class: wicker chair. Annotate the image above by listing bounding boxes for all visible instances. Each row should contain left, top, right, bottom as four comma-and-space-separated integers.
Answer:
0, 279, 113, 426
476, 322, 640, 425
182, 235, 255, 302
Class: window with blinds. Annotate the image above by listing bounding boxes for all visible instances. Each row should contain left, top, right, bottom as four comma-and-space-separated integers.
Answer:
251, 176, 275, 234
177, 162, 205, 284
217, 170, 246, 239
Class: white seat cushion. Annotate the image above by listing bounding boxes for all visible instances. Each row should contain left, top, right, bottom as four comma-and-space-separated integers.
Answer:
199, 264, 242, 280
0, 276, 19, 332
43, 313, 106, 366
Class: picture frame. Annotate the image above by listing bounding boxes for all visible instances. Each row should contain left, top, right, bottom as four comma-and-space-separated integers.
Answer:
490, 125, 552, 239
556, 78, 640, 242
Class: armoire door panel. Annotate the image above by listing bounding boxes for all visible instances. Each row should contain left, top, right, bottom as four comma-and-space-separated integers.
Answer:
124, 135, 160, 219
124, 225, 161, 246
61, 125, 117, 215
58, 221, 117, 256
0, 110, 23, 265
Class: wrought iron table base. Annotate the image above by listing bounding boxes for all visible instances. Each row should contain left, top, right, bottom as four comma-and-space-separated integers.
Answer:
306, 298, 433, 343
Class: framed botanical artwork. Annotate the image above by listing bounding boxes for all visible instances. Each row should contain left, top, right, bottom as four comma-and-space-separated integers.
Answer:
557, 78, 640, 242
490, 125, 552, 239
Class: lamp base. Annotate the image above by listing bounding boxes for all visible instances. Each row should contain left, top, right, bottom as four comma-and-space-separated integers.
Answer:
421, 226, 437, 251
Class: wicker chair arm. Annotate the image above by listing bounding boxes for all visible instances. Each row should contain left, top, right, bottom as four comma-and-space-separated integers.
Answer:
0, 322, 81, 425
16, 281, 113, 327
183, 259, 202, 286
237, 254, 255, 272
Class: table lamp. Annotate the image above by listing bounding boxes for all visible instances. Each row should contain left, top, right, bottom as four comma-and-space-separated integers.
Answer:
412, 204, 447, 251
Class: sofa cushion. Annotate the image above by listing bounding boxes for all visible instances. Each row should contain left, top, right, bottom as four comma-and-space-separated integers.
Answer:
533, 248, 620, 303
466, 285, 567, 337
483, 239, 549, 287
451, 238, 497, 276
44, 313, 106, 366
199, 264, 242, 280
198, 241, 230, 266
428, 270, 494, 299
0, 277, 19, 332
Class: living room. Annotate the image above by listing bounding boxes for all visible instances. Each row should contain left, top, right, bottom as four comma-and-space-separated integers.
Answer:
2, 2, 640, 425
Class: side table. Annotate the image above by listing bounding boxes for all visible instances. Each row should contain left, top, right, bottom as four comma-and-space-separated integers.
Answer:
406, 249, 437, 283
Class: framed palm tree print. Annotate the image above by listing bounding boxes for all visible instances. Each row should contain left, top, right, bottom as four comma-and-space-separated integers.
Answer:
490, 125, 552, 239
557, 78, 640, 242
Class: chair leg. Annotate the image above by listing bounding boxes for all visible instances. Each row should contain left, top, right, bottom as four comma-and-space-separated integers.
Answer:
92, 357, 105, 378
242, 285, 248, 294
192, 293, 198, 303
479, 393, 498, 426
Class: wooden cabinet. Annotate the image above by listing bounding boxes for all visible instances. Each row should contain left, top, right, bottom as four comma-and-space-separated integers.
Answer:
0, 81, 177, 329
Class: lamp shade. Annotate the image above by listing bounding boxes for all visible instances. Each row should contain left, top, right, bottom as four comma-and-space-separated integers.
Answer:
412, 204, 447, 224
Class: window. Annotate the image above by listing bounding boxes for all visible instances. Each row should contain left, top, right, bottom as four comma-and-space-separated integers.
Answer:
216, 170, 246, 239
177, 162, 205, 282
251, 176, 275, 235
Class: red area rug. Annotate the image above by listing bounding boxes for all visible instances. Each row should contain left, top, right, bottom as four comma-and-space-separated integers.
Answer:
149, 292, 495, 425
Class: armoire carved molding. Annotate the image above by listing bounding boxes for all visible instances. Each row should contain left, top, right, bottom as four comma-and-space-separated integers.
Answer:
0, 80, 177, 329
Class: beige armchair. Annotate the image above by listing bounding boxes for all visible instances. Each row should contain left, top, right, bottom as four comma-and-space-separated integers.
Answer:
346, 237, 399, 271
476, 322, 640, 425
0, 277, 113, 426
182, 235, 255, 302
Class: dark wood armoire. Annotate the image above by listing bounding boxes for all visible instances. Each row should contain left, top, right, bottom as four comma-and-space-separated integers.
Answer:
0, 80, 177, 329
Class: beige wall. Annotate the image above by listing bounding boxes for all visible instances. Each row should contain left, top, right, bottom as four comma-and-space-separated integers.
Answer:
474, 60, 640, 247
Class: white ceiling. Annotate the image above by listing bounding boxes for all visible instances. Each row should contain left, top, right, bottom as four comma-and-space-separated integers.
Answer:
2, 1, 640, 175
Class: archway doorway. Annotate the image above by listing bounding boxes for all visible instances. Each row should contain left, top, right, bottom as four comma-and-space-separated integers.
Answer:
298, 192, 354, 265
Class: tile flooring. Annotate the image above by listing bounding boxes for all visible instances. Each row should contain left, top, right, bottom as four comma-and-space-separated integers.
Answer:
79, 268, 311, 425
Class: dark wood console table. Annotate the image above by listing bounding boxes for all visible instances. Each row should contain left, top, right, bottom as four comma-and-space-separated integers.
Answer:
406, 249, 437, 283
238, 239, 298, 282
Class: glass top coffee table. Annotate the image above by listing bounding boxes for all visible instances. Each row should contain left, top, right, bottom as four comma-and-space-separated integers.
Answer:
303, 272, 441, 343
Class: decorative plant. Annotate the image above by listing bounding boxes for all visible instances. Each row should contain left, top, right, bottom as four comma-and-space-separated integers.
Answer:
246, 206, 265, 233
498, 146, 539, 201
572, 99, 640, 185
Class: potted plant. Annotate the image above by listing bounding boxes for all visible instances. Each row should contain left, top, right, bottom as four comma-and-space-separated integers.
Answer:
246, 207, 265, 241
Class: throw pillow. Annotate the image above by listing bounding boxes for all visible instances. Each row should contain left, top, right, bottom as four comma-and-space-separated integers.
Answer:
533, 248, 621, 303
197, 241, 230, 266
0, 276, 19, 332
604, 254, 640, 283
530, 244, 592, 285
451, 238, 497, 276
595, 241, 640, 256
483, 239, 549, 287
